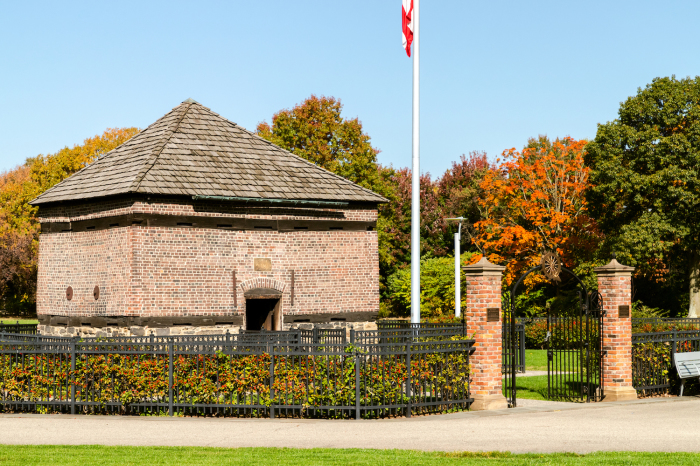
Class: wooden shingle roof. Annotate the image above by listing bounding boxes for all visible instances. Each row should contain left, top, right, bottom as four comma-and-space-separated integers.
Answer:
30, 100, 388, 205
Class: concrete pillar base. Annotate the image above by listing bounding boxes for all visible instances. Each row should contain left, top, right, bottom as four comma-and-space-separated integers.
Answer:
602, 387, 638, 402
470, 394, 508, 411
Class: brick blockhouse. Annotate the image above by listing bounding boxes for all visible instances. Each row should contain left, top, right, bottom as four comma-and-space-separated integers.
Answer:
31, 99, 387, 337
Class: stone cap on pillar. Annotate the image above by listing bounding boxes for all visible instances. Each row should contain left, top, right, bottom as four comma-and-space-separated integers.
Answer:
462, 256, 506, 276
593, 258, 635, 276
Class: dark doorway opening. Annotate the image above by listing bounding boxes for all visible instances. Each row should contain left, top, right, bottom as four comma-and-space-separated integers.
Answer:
245, 298, 281, 331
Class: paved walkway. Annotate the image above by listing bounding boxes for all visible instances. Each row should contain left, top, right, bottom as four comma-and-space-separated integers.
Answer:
1, 396, 699, 453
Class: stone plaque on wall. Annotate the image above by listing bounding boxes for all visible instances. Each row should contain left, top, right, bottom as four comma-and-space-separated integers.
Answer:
254, 258, 272, 271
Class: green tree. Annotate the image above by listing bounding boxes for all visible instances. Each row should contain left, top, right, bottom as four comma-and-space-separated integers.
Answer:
385, 251, 478, 318
256, 95, 386, 196
585, 76, 700, 316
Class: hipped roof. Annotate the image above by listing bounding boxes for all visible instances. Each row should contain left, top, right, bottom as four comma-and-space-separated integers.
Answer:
30, 100, 388, 206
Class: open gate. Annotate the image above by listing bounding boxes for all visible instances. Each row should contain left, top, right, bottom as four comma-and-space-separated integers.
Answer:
503, 252, 604, 407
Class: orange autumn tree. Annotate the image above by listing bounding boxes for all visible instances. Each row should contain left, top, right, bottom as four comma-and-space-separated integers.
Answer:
475, 136, 600, 285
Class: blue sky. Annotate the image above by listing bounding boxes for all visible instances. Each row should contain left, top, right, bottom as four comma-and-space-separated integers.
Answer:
1, 0, 699, 177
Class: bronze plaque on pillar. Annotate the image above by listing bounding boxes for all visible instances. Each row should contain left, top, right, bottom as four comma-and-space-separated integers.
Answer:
487, 308, 500, 322
618, 305, 630, 318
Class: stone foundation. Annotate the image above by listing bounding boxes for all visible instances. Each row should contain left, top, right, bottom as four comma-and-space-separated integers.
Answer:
39, 321, 377, 338
39, 324, 242, 338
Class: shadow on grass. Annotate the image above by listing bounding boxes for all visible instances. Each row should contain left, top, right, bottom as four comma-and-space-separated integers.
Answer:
505, 375, 599, 402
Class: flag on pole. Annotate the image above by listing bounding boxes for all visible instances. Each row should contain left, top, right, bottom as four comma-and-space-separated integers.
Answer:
402, 0, 414, 56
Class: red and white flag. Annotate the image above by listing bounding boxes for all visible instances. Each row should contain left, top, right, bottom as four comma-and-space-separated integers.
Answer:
402, 0, 413, 56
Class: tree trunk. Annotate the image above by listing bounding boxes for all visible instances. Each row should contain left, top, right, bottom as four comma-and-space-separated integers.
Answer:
689, 252, 700, 317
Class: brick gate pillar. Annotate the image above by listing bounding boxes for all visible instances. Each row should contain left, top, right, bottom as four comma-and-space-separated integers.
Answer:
463, 257, 508, 410
594, 258, 637, 402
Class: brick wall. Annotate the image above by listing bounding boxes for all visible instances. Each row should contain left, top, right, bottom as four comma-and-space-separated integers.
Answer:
36, 198, 379, 326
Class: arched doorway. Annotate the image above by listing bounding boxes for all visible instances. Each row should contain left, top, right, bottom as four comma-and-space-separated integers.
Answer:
244, 288, 282, 331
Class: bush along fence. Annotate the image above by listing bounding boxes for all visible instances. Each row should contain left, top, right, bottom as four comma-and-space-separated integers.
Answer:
0, 325, 474, 419
632, 329, 700, 397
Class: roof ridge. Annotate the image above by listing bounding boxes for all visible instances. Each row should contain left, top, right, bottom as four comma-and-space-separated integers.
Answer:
129, 102, 192, 193
195, 106, 388, 202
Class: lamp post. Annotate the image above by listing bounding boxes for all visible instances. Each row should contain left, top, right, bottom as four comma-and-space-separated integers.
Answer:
446, 217, 464, 318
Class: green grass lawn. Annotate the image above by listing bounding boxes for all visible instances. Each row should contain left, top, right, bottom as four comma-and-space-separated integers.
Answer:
525, 349, 548, 371
0, 446, 698, 466
525, 349, 583, 372
504, 375, 549, 401
0, 319, 38, 325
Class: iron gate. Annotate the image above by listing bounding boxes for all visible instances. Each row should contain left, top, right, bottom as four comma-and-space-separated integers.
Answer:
502, 293, 517, 407
546, 289, 604, 402
503, 253, 604, 406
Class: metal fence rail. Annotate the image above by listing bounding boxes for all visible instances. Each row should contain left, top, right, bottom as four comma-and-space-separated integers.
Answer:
0, 332, 474, 419
356, 323, 466, 346
502, 323, 525, 374
0, 323, 37, 334
632, 330, 700, 396
632, 318, 700, 332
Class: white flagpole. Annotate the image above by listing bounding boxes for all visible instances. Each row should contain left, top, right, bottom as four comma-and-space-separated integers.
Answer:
410, 0, 420, 324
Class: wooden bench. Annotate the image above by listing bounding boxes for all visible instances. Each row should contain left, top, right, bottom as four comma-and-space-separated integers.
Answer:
674, 352, 700, 396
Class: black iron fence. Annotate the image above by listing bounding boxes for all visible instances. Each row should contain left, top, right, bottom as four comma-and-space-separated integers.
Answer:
0, 323, 37, 334
632, 330, 700, 396
502, 323, 526, 374
356, 324, 466, 345
0, 329, 474, 419
632, 318, 700, 332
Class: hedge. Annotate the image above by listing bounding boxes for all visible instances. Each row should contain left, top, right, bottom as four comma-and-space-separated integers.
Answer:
0, 344, 471, 418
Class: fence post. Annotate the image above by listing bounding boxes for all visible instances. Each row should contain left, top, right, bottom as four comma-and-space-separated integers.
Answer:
672, 330, 677, 387
462, 257, 508, 410
405, 342, 412, 418
70, 337, 76, 415
354, 350, 361, 420
313, 327, 318, 345
168, 342, 173, 416
594, 258, 637, 402
350, 325, 355, 345
269, 350, 275, 419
